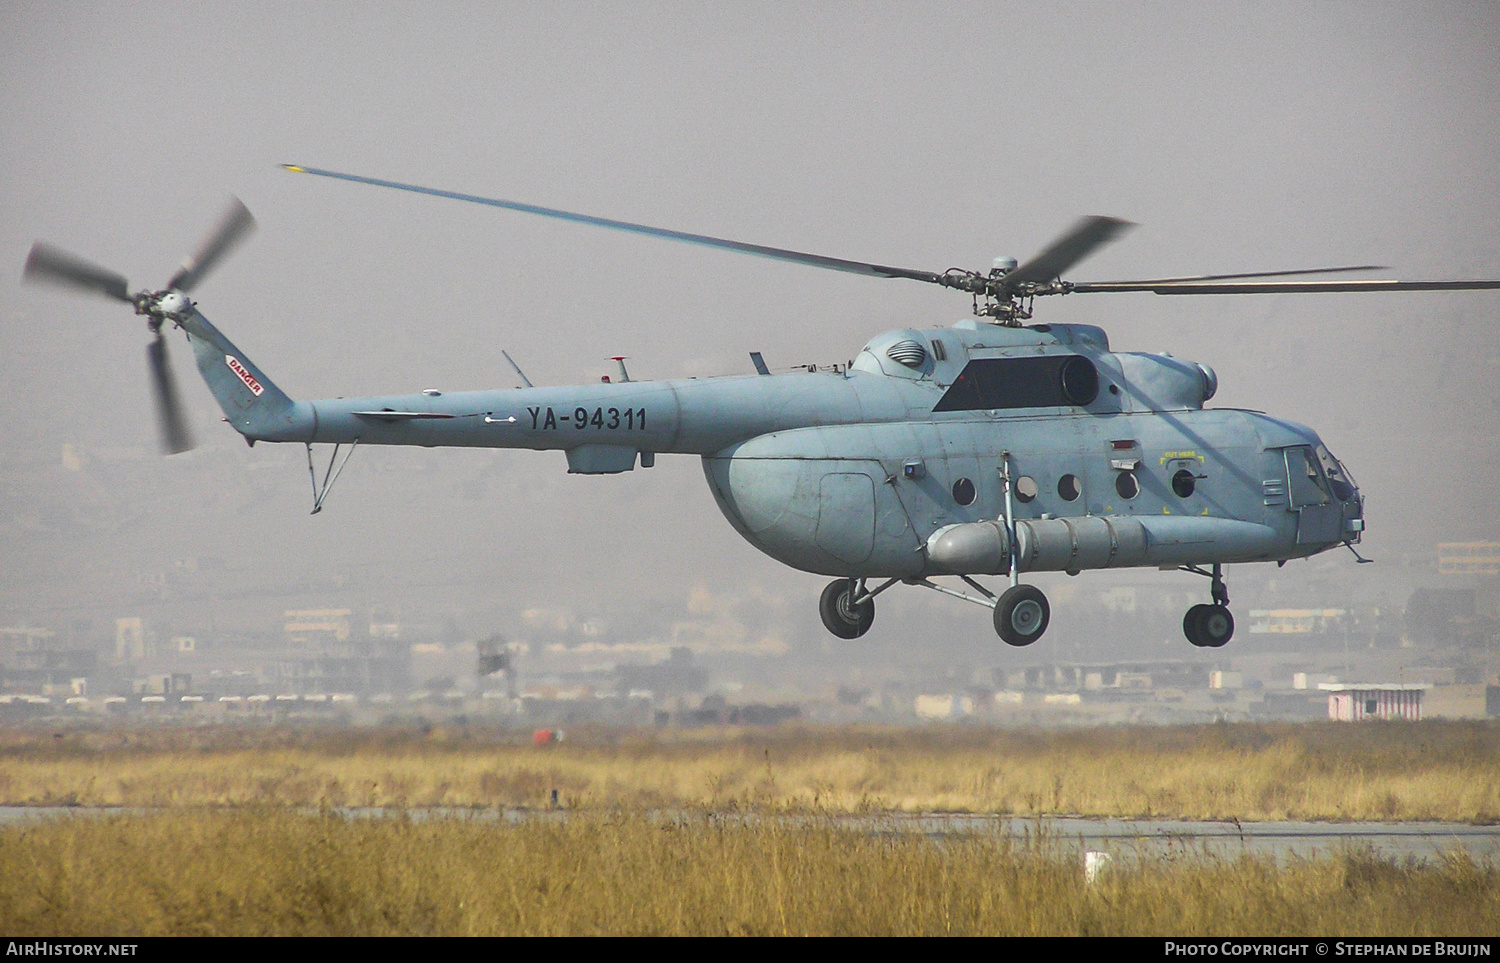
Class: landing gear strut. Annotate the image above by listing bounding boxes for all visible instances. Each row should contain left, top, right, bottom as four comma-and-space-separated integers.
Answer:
819, 578, 875, 639
817, 573, 1051, 645
1181, 563, 1234, 648
990, 449, 1049, 646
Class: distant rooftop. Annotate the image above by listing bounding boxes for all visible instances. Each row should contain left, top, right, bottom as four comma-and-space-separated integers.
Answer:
1317, 683, 1431, 691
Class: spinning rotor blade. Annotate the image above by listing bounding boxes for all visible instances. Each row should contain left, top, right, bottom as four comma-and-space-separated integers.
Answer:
282, 167, 1147, 304
147, 334, 193, 455
999, 216, 1135, 291
1070, 278, 1500, 295
1103, 265, 1387, 285
284, 165, 1500, 317
283, 165, 946, 284
167, 197, 255, 292
23, 243, 131, 302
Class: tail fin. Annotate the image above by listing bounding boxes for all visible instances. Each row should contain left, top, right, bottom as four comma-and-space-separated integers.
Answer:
181, 308, 313, 442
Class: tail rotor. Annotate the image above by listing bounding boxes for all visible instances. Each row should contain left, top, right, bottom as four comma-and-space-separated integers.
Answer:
22, 197, 256, 455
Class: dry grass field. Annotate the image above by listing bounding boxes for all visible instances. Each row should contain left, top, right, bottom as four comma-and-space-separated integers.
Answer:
2, 722, 1496, 936
0, 721, 1496, 822
2, 809, 1496, 937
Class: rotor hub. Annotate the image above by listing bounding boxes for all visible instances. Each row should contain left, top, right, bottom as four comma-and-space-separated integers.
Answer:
133, 289, 193, 328
157, 290, 192, 318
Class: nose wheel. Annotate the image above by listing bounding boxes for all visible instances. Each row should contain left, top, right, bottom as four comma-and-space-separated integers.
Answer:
1184, 603, 1234, 647
820, 578, 876, 639
1181, 563, 1235, 647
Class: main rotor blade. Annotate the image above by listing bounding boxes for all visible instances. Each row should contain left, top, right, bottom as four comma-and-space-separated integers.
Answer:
1000, 216, 1135, 292
1070, 278, 1500, 294
147, 335, 193, 455
23, 242, 131, 302
167, 197, 255, 292
1105, 264, 1388, 285
282, 165, 946, 284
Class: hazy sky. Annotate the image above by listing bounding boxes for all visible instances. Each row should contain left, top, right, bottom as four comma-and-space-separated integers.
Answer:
3, 2, 1498, 662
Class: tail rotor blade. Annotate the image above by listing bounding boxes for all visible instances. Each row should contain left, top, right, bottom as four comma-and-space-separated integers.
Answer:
167, 197, 255, 292
147, 335, 194, 455
23, 242, 132, 302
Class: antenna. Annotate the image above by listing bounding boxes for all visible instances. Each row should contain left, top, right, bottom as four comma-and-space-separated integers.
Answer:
501, 349, 533, 388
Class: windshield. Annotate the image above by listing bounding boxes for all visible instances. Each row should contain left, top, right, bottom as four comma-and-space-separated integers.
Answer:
1315, 444, 1357, 501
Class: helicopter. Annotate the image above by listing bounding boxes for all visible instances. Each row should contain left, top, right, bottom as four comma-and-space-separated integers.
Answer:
22, 166, 1500, 649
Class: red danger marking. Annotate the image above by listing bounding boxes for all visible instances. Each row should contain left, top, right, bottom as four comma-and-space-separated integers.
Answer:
225, 355, 264, 396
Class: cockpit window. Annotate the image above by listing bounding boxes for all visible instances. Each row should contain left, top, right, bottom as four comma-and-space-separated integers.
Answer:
1286, 446, 1330, 508
1315, 444, 1357, 501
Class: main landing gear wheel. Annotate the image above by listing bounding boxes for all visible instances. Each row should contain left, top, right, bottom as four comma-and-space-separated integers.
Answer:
820, 578, 875, 639
1184, 603, 1234, 648
994, 584, 1050, 646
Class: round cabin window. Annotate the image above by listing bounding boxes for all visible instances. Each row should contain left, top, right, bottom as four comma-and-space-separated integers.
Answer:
1115, 471, 1139, 499
952, 477, 976, 506
1172, 468, 1197, 498
1015, 475, 1038, 503
1057, 474, 1080, 502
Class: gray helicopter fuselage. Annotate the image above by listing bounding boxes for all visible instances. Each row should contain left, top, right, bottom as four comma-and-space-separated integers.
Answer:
184, 308, 1362, 579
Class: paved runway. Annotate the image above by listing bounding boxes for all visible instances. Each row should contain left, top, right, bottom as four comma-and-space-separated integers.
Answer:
861, 814, 1500, 862
3, 807, 1495, 862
